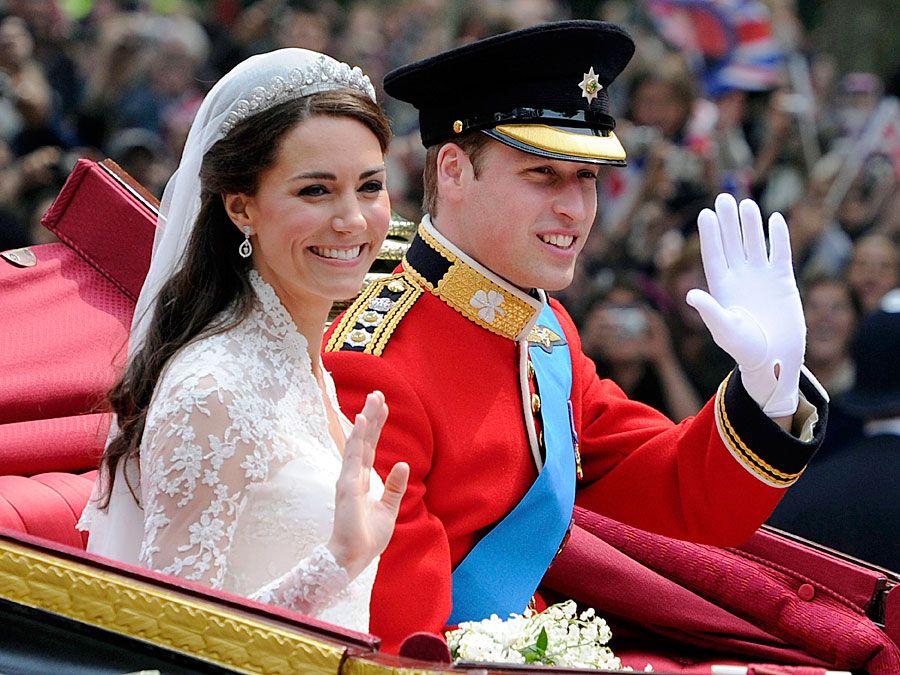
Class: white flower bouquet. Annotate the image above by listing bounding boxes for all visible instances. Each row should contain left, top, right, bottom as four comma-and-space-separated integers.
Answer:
446, 600, 649, 671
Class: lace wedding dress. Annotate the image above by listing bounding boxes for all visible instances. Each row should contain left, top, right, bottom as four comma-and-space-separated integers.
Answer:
79, 270, 381, 632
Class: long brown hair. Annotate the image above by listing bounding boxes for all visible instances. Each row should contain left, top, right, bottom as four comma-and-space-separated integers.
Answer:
99, 89, 391, 506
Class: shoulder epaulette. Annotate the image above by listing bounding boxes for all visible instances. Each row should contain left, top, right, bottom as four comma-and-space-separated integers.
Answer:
325, 272, 422, 356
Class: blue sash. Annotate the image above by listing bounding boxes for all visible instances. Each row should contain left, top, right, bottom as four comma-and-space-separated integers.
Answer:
449, 304, 576, 623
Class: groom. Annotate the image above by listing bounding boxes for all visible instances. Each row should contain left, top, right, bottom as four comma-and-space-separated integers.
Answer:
324, 20, 828, 652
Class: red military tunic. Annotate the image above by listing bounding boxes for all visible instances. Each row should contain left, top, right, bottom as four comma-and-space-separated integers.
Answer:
323, 218, 827, 652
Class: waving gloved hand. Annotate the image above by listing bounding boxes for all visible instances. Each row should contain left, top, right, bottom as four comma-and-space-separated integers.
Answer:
685, 194, 805, 417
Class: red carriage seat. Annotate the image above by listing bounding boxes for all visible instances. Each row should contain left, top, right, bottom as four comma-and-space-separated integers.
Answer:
0, 159, 155, 547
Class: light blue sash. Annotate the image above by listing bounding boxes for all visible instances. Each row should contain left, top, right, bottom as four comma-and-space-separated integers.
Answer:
449, 304, 576, 623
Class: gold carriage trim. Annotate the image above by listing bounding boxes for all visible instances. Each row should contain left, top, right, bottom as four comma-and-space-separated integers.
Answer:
0, 538, 346, 674
325, 272, 422, 357
715, 373, 803, 487
343, 656, 450, 674
403, 225, 538, 341
387, 213, 417, 240
377, 239, 412, 261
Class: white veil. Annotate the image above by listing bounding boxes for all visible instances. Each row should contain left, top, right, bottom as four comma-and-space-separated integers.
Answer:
79, 48, 377, 564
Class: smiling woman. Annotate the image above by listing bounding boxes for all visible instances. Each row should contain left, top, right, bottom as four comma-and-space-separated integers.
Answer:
75, 48, 409, 634
224, 114, 390, 325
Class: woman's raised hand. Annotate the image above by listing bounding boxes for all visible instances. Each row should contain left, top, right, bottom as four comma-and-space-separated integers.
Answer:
327, 391, 409, 580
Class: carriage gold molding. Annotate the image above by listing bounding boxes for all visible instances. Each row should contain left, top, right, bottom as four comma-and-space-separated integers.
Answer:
342, 659, 450, 675
0, 538, 346, 674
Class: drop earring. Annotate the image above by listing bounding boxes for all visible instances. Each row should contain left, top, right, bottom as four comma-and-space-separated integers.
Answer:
238, 226, 253, 258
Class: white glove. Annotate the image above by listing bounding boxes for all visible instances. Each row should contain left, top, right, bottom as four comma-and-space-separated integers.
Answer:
685, 194, 805, 417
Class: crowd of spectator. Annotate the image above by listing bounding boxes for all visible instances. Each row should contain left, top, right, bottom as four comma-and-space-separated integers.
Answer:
0, 0, 898, 565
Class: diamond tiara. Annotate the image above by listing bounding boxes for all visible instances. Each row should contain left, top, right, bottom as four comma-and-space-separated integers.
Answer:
219, 55, 376, 137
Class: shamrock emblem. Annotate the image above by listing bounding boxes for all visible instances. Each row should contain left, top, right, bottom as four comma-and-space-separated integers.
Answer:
470, 289, 506, 324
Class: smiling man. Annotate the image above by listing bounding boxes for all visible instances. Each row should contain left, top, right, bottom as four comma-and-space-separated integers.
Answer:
324, 21, 829, 652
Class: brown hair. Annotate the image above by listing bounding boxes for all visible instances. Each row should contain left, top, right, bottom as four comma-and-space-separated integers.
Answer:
422, 131, 491, 216
98, 89, 391, 506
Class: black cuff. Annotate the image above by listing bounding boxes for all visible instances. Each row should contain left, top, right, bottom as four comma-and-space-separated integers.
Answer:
715, 369, 828, 486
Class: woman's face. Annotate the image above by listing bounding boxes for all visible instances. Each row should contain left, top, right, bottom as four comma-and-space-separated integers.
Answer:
241, 115, 390, 310
804, 281, 857, 365
630, 79, 689, 139
847, 236, 899, 313
0, 16, 33, 69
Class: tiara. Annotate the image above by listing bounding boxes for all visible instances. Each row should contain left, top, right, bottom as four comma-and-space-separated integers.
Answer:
219, 55, 376, 136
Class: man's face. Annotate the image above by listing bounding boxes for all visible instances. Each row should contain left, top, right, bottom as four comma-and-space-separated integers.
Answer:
440, 139, 599, 291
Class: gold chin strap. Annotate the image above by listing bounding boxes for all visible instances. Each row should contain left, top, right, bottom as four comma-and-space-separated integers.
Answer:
494, 124, 627, 162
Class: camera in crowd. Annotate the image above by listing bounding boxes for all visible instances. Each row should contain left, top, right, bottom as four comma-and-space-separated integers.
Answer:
606, 305, 649, 338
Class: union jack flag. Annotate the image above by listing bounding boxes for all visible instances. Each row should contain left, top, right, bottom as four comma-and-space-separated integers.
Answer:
643, 0, 785, 96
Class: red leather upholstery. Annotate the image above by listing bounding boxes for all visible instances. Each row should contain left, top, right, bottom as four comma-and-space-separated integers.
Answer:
0, 239, 128, 479
0, 412, 112, 478
0, 242, 131, 429
0, 471, 96, 548
0, 160, 154, 549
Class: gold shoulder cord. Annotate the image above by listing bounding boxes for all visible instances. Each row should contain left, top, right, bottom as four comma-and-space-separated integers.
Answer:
325, 272, 422, 357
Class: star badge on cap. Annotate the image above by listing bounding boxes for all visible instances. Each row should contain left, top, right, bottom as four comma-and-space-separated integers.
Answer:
578, 67, 602, 104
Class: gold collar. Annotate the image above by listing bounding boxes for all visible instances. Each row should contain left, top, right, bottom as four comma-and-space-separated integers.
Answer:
402, 216, 543, 341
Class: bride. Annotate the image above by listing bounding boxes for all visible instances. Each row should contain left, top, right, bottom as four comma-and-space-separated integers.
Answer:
78, 48, 409, 633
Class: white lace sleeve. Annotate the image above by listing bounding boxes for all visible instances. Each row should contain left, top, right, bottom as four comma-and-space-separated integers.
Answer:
139, 369, 351, 616
249, 544, 349, 614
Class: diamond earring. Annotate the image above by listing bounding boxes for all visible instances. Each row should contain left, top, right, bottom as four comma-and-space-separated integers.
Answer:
238, 226, 253, 258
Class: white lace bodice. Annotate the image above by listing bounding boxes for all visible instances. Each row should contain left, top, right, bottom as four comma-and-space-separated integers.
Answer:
83, 270, 380, 632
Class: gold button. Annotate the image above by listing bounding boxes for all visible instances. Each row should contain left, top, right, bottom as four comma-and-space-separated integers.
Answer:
387, 279, 405, 293
531, 393, 541, 414
538, 430, 544, 447
453, 119, 463, 134
527, 361, 535, 378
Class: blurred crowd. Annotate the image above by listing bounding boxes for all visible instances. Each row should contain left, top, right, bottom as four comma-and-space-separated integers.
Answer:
0, 0, 898, 564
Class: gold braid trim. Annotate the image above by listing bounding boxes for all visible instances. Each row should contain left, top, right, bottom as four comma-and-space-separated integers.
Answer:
0, 539, 345, 674
370, 280, 420, 357
325, 272, 422, 357
326, 277, 384, 352
406, 226, 536, 341
715, 373, 802, 486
